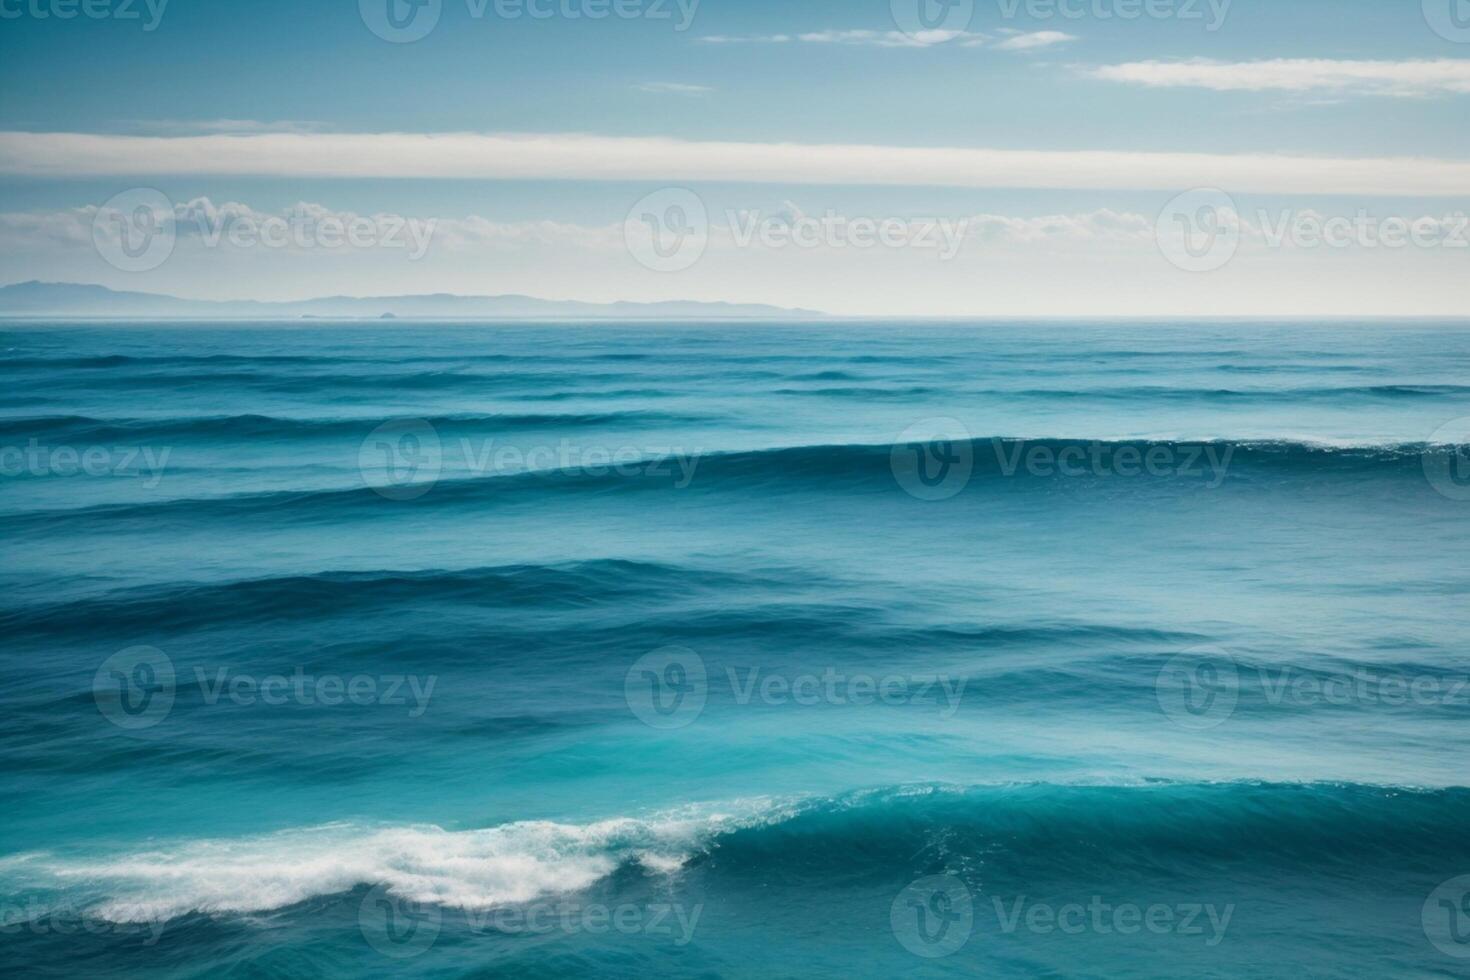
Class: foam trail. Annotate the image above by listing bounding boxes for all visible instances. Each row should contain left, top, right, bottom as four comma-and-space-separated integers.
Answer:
11, 801, 787, 923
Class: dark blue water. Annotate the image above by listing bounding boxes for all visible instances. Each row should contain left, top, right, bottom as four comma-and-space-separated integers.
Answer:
2, 321, 1470, 978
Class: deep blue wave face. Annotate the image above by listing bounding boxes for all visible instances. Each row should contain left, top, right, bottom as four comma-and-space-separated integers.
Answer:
2, 321, 1470, 979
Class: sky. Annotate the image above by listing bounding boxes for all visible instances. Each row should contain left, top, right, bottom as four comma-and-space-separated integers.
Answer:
0, 0, 1467, 316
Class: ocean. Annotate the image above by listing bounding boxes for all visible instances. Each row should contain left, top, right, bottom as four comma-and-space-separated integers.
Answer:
1, 320, 1469, 978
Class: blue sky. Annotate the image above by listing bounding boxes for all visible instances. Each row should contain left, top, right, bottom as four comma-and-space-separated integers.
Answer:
1, 0, 1468, 314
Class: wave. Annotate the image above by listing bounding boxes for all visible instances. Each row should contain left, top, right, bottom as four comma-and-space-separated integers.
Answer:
759, 383, 1470, 402
692, 781, 1470, 884
972, 384, 1470, 402
1, 353, 667, 369
0, 803, 766, 923
21, 368, 786, 394
714, 436, 1443, 483
0, 411, 706, 442
4, 437, 1456, 533
770, 385, 943, 398
0, 562, 1206, 654
6, 781, 1466, 923
3, 351, 922, 370
59, 368, 640, 393
1, 354, 325, 369
30, 370, 1470, 401
0, 559, 768, 636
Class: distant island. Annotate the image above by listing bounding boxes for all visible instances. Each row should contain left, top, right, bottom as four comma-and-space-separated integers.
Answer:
0, 282, 823, 320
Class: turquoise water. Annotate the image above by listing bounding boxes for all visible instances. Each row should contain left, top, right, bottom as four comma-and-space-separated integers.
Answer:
2, 321, 1469, 977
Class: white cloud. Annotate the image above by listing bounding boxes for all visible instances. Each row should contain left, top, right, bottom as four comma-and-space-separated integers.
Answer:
698, 33, 790, 43
797, 28, 987, 47
1089, 58, 1470, 97
3, 198, 1150, 253
2, 131, 1468, 196
968, 208, 1153, 243
633, 82, 711, 95
697, 26, 1078, 50
0, 198, 623, 257
14, 197, 1463, 256
0, 207, 97, 248
700, 29, 987, 48
132, 119, 328, 135
993, 30, 1077, 51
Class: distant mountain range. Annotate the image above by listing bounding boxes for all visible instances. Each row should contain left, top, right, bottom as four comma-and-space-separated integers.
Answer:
0, 282, 823, 320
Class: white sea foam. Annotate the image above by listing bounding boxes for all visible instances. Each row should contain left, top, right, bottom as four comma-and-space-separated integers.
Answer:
10, 800, 792, 924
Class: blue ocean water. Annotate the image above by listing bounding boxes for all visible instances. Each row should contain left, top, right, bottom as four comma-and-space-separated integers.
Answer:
2, 320, 1469, 978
